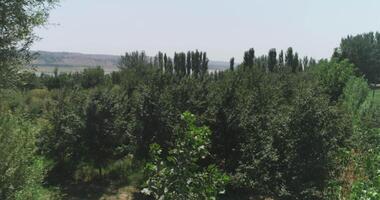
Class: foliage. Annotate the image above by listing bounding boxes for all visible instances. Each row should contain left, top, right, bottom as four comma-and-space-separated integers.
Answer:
336, 32, 380, 84
313, 59, 356, 101
83, 87, 132, 174
38, 89, 87, 181
143, 112, 229, 200
0, 113, 55, 200
81, 67, 105, 88
0, 0, 58, 88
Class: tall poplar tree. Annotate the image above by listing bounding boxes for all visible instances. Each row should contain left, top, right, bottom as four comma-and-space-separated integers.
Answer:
230, 57, 235, 71
243, 48, 255, 68
268, 48, 277, 72
285, 47, 294, 71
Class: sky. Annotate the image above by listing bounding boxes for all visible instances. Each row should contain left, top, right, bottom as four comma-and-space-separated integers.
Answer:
32, 0, 380, 62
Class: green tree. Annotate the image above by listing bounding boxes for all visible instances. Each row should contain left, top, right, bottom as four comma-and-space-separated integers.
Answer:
230, 57, 235, 71
200, 52, 208, 75
279, 50, 284, 69
119, 51, 150, 70
268, 48, 277, 72
285, 47, 294, 71
337, 32, 380, 84
83, 88, 130, 175
38, 89, 86, 181
293, 53, 299, 73
0, 0, 58, 88
81, 66, 105, 88
186, 51, 192, 75
243, 48, 255, 68
143, 112, 229, 200
313, 59, 356, 101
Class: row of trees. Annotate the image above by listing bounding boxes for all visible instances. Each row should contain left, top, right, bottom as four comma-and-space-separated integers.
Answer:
334, 32, 380, 84
240, 47, 317, 73
119, 50, 209, 77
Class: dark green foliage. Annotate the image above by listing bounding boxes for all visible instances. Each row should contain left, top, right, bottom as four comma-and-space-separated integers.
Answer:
186, 51, 192, 75
279, 50, 284, 69
38, 89, 86, 181
229, 57, 235, 71
119, 51, 150, 70
336, 32, 380, 84
205, 71, 242, 172
284, 88, 351, 199
243, 48, 255, 68
83, 88, 131, 174
81, 67, 105, 88
293, 53, 299, 72
234, 67, 351, 199
286, 47, 294, 71
268, 48, 277, 72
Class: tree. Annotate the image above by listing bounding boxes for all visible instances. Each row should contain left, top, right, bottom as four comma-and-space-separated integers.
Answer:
314, 59, 356, 101
268, 48, 277, 72
230, 57, 235, 71
243, 48, 255, 68
186, 51, 192, 75
158, 52, 164, 72
164, 53, 168, 72
119, 51, 149, 70
83, 88, 130, 175
81, 66, 105, 88
0, 0, 58, 88
337, 32, 380, 84
285, 89, 351, 199
38, 89, 86, 181
166, 58, 173, 75
143, 112, 229, 200
302, 56, 309, 70
201, 52, 209, 75
285, 47, 294, 71
293, 53, 299, 73
279, 50, 284, 69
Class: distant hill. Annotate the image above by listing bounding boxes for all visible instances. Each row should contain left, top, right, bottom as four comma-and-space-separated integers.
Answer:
31, 51, 230, 74
32, 51, 120, 68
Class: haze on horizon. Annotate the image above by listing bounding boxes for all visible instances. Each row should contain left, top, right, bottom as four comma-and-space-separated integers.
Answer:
32, 0, 380, 62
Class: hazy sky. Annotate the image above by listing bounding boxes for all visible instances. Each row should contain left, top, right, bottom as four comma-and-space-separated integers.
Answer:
33, 0, 380, 61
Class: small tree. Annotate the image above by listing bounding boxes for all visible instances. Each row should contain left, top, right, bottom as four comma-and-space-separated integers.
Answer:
143, 112, 229, 200
230, 57, 235, 71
